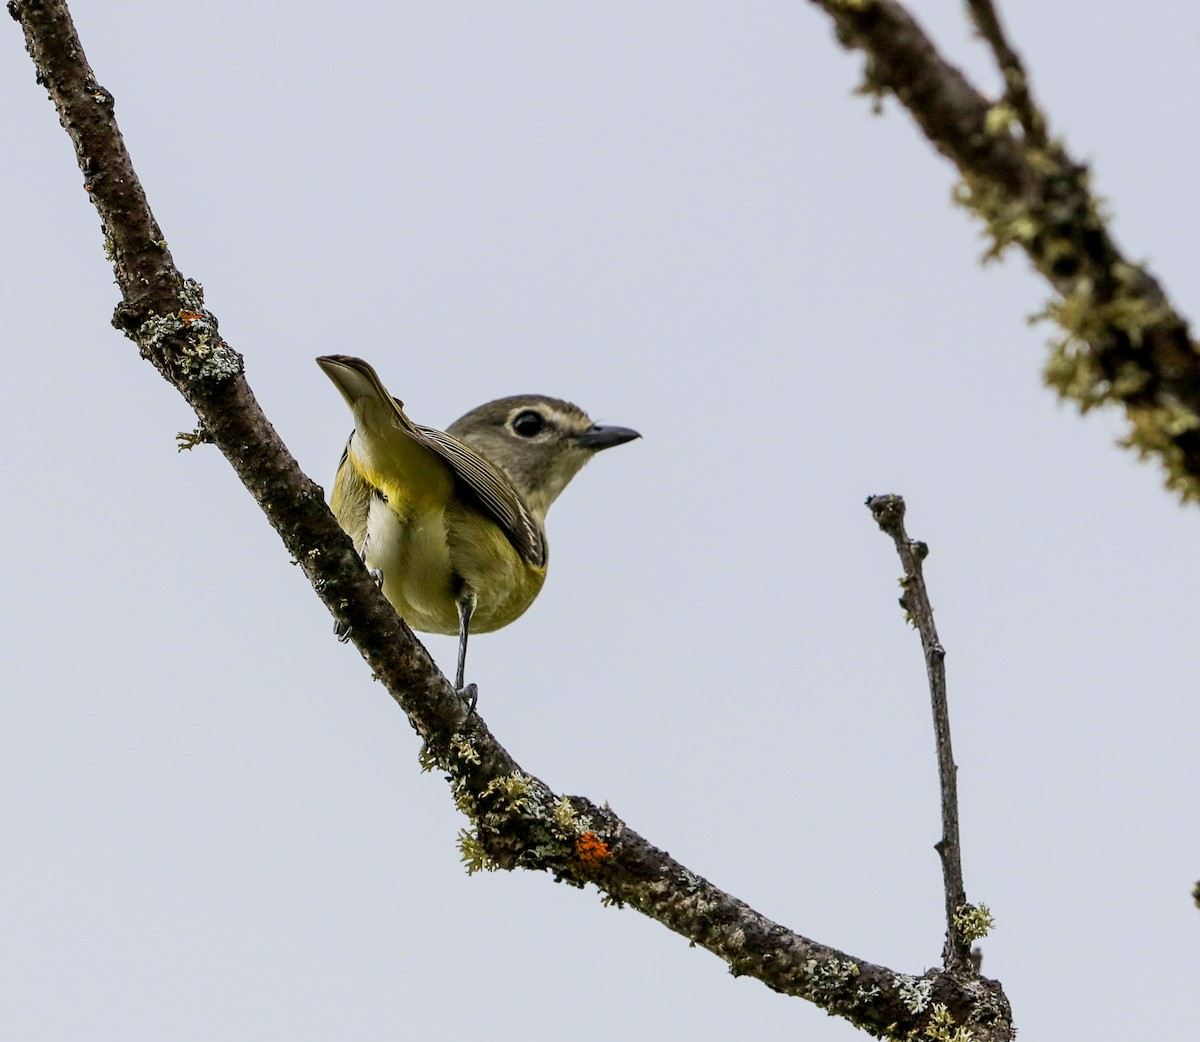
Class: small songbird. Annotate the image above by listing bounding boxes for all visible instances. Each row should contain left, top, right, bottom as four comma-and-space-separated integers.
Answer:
316, 355, 640, 701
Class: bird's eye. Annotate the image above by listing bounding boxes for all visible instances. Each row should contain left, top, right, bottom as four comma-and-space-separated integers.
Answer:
512, 410, 545, 437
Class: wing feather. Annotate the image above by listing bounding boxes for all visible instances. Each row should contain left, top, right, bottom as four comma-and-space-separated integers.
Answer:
414, 424, 546, 568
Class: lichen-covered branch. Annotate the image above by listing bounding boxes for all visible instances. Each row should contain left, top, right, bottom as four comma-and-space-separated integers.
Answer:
10, 0, 1014, 1035
811, 0, 1200, 501
440, 753, 1012, 1038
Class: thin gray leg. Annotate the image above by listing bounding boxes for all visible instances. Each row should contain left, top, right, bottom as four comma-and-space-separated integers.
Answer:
455, 590, 479, 712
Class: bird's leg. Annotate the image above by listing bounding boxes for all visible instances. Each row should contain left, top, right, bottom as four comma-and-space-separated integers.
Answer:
455, 589, 479, 713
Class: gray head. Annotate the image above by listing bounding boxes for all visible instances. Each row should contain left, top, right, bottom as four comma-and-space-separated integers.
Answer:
447, 395, 640, 521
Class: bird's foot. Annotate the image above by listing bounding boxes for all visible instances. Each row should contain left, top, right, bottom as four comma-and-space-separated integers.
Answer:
357, 544, 383, 588
334, 620, 352, 643
457, 683, 479, 716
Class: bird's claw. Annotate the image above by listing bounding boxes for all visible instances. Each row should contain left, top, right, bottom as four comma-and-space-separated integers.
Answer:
457, 683, 479, 716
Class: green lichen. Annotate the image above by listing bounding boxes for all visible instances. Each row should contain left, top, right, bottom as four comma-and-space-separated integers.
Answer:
924, 1003, 974, 1042
1035, 267, 1200, 501
1038, 264, 1171, 361
952, 148, 1105, 274
450, 769, 605, 879
953, 903, 995, 943
417, 744, 444, 774
457, 829, 497, 874
551, 796, 580, 832
549, 795, 595, 840
958, 159, 1200, 502
481, 772, 533, 813
449, 734, 481, 767
952, 175, 1036, 263
1041, 335, 1109, 411
451, 778, 477, 818
983, 102, 1017, 136
175, 422, 212, 451
1121, 406, 1200, 502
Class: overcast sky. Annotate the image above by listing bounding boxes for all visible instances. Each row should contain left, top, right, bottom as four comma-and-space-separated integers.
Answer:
4, 2, 1199, 1039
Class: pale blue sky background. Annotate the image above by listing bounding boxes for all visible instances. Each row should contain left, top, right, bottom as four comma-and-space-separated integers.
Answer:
3, 2, 1198, 1039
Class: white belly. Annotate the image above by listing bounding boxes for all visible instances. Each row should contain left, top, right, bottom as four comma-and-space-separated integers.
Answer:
362, 495, 459, 634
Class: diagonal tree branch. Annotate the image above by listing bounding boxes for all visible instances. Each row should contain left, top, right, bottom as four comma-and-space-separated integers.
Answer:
810, 0, 1200, 502
10, 0, 1013, 1036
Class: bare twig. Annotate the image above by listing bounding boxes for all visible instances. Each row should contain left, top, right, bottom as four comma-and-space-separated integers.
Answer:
963, 0, 1045, 147
810, 0, 1200, 502
867, 495, 969, 972
8, 1, 1014, 1035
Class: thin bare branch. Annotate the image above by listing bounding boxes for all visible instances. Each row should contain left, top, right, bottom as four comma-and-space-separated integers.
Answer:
867, 495, 969, 972
963, 0, 1045, 147
9, 1, 1013, 1035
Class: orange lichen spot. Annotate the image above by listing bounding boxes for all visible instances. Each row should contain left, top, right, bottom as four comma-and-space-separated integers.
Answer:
84, 183, 93, 192
178, 309, 204, 326
576, 832, 611, 866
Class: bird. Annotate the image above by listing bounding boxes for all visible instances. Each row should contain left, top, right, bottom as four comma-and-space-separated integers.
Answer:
316, 354, 640, 703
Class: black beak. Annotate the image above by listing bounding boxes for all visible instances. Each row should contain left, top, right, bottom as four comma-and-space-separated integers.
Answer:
575, 424, 641, 451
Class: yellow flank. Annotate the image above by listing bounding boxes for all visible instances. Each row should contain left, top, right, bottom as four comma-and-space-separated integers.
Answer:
348, 393, 453, 506
444, 498, 547, 632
